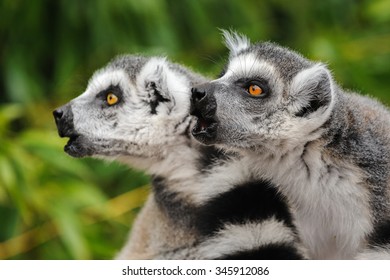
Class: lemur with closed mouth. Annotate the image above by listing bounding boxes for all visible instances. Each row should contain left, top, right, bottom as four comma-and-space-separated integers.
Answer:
191, 31, 390, 259
53, 54, 306, 259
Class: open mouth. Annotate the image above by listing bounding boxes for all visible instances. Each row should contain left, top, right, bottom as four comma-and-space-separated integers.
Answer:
64, 134, 81, 157
189, 86, 219, 144
63, 134, 93, 158
192, 115, 217, 135
190, 108, 218, 144
64, 134, 78, 150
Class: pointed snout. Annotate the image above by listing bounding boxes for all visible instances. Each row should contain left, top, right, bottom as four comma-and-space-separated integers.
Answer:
190, 83, 219, 144
53, 104, 75, 138
190, 83, 217, 118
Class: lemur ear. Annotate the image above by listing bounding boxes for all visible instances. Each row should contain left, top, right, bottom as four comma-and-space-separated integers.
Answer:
289, 64, 334, 118
221, 29, 250, 58
145, 65, 167, 94
139, 58, 171, 114
142, 58, 171, 99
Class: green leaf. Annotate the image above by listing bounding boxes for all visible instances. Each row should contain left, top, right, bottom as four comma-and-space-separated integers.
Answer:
52, 202, 90, 259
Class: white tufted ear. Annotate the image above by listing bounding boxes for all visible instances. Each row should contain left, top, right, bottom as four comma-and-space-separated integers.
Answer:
289, 63, 335, 118
137, 57, 167, 93
221, 29, 250, 58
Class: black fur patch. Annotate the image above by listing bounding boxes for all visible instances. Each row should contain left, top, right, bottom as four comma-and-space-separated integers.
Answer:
220, 243, 304, 260
197, 145, 230, 172
152, 176, 299, 259
150, 87, 170, 114
294, 72, 331, 118
295, 98, 328, 117
152, 176, 197, 229
368, 221, 390, 247
152, 177, 294, 237
195, 180, 294, 236
96, 84, 124, 108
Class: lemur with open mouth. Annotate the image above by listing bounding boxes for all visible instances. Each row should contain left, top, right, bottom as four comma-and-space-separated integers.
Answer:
191, 31, 390, 259
53, 55, 306, 259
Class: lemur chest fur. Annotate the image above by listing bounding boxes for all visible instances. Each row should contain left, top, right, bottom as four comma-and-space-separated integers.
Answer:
250, 141, 372, 259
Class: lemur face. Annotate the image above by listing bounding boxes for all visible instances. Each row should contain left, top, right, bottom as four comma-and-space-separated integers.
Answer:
53, 56, 193, 159
191, 32, 335, 153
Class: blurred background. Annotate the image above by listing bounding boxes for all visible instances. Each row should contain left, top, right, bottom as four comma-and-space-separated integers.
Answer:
0, 0, 389, 259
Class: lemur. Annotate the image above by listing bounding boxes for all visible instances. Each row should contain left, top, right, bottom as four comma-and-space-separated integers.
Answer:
190, 30, 390, 259
53, 55, 306, 259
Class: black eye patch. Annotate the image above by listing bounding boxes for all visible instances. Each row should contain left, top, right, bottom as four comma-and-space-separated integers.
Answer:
96, 85, 124, 107
234, 77, 270, 98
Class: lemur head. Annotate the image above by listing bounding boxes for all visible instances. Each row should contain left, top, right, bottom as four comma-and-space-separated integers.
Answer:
191, 31, 336, 153
54, 55, 205, 161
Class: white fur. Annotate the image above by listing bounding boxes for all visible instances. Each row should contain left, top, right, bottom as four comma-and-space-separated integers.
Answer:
240, 142, 373, 259
189, 156, 248, 205
280, 65, 336, 148
222, 29, 251, 58
356, 245, 390, 260
224, 54, 278, 83
289, 63, 335, 118
190, 144, 372, 259
196, 218, 299, 259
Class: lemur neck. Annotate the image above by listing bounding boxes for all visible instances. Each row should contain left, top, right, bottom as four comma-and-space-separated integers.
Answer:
148, 139, 201, 181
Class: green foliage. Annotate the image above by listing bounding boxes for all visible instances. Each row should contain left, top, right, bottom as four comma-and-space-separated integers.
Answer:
0, 0, 389, 259
0, 102, 149, 259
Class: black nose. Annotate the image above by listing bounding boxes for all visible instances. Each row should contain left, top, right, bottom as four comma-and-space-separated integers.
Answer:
191, 87, 207, 103
190, 83, 217, 119
53, 108, 64, 124
53, 104, 75, 137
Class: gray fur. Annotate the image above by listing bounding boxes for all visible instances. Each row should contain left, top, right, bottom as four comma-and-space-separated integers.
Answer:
191, 31, 390, 259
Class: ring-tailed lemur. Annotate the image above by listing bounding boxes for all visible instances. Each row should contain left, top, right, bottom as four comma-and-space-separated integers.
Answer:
190, 31, 390, 259
53, 55, 306, 259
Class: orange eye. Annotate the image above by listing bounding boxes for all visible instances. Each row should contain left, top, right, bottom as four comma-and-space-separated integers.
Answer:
248, 84, 263, 96
107, 93, 118, 105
